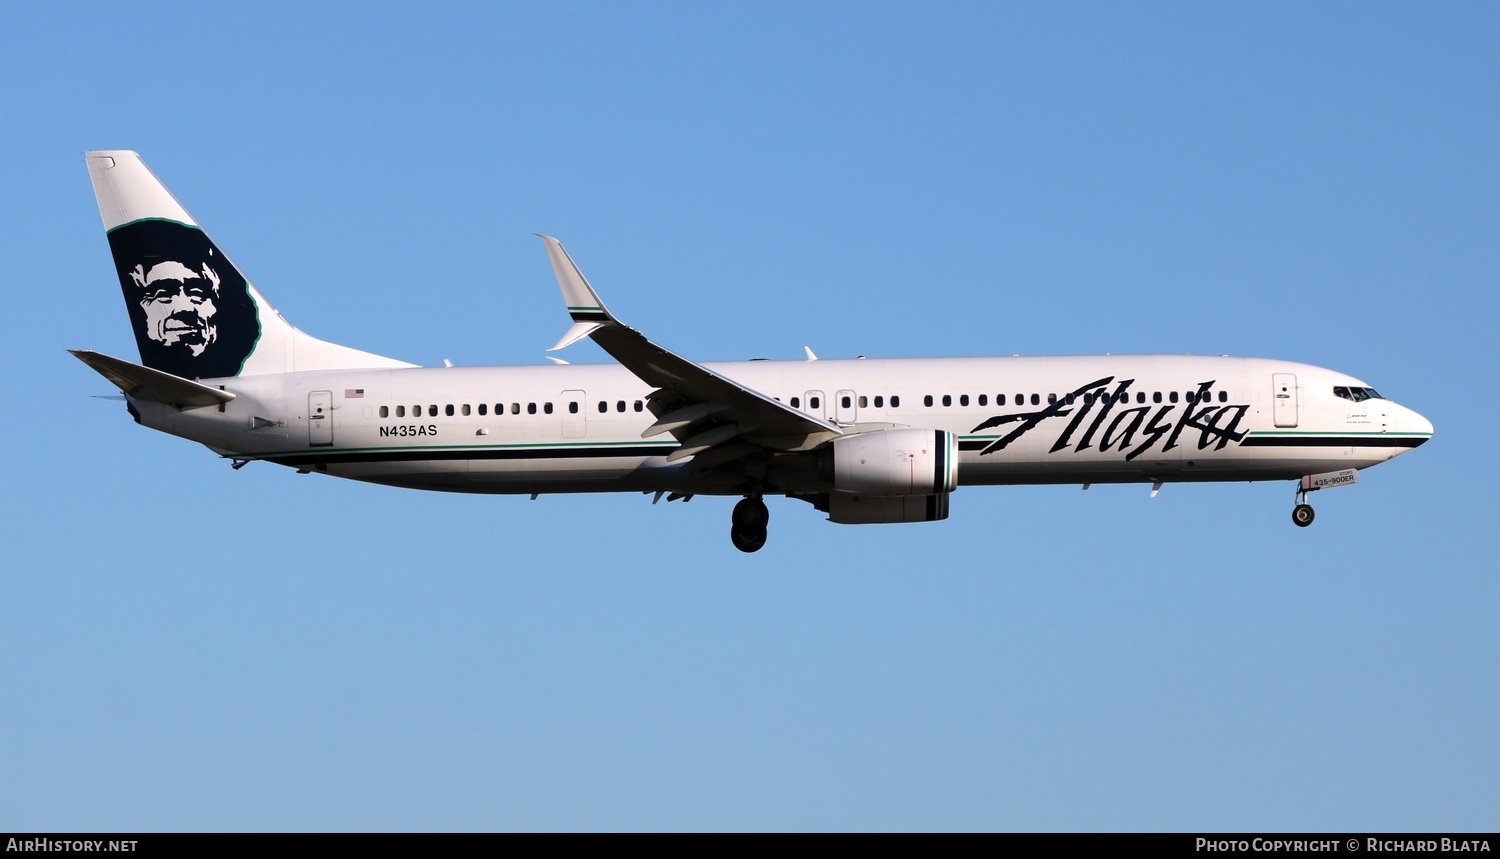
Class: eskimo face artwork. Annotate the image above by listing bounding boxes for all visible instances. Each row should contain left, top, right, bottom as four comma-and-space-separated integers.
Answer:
130, 257, 222, 355
107, 219, 260, 380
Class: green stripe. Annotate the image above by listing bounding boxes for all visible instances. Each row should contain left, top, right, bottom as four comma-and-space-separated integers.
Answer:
104, 216, 197, 234
239, 438, 678, 461
1250, 430, 1433, 438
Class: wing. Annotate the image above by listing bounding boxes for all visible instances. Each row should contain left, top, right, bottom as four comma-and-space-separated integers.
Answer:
539, 236, 842, 465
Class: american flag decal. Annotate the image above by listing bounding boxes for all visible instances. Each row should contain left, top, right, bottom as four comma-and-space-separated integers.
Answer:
345, 389, 365, 398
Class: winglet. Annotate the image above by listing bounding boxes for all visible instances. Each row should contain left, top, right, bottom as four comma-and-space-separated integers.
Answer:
550, 320, 605, 352
539, 234, 617, 351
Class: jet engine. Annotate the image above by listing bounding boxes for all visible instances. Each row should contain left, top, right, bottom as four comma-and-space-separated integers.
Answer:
821, 428, 958, 497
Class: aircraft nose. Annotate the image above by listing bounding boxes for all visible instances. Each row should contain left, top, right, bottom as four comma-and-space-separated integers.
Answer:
1401, 406, 1434, 446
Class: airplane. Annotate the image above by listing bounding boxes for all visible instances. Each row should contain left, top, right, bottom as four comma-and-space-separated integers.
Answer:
74, 151, 1433, 552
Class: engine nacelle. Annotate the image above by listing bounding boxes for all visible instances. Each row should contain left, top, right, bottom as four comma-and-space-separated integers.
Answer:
824, 428, 958, 497
826, 492, 950, 525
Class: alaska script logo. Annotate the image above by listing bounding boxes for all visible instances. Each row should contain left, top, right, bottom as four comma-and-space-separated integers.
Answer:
107, 219, 260, 380
970, 377, 1249, 460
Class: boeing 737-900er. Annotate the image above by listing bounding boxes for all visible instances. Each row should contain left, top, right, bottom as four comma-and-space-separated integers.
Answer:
75, 151, 1433, 552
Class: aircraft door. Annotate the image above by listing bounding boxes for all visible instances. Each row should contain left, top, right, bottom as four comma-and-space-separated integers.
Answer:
1272, 374, 1298, 428
309, 390, 333, 446
836, 389, 858, 423
804, 390, 828, 421
561, 389, 587, 438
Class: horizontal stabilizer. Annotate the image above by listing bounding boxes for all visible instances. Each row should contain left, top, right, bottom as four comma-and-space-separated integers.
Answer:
70, 349, 235, 410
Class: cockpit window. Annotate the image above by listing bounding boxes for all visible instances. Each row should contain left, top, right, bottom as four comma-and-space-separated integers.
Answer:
1334, 385, 1384, 402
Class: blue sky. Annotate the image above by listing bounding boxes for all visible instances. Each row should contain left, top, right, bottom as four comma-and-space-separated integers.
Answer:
2, 2, 1495, 831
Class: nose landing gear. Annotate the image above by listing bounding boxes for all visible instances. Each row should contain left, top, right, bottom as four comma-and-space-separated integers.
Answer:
1292, 502, 1315, 527
1292, 484, 1315, 527
731, 495, 770, 553
1289, 469, 1359, 528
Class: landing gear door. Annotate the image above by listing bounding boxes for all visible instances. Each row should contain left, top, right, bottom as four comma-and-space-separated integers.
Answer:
309, 390, 333, 446
1273, 373, 1298, 428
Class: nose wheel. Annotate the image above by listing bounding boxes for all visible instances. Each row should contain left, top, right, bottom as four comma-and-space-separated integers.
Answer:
1292, 503, 1315, 527
731, 496, 769, 553
1292, 484, 1315, 527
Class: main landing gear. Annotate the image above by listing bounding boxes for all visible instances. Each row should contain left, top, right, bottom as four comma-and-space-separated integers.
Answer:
731, 495, 770, 553
1292, 484, 1315, 528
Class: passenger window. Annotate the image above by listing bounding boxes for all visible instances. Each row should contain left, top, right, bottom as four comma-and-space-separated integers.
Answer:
1047, 393, 1057, 405
1169, 391, 1179, 403
959, 394, 969, 407
942, 395, 952, 407
463, 404, 472, 416
598, 401, 607, 413
841, 396, 851, 409
429, 405, 438, 417
395, 405, 404, 417
1218, 391, 1227, 403
1153, 392, 1162, 404
634, 400, 644, 412
810, 396, 820, 409
617, 400, 626, 412
445, 404, 454, 417
569, 402, 578, 414
791, 397, 800, 408
380, 406, 390, 418
890, 395, 901, 408
479, 403, 487, 416
874, 395, 884, 408
527, 403, 537, 415
544, 402, 554, 414
924, 395, 933, 407
998, 394, 1006, 406
1137, 392, 1145, 404
978, 394, 987, 407
1030, 394, 1040, 406
859, 396, 867, 408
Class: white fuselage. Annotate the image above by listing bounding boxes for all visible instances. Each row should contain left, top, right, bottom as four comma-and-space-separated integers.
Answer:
133, 353, 1432, 498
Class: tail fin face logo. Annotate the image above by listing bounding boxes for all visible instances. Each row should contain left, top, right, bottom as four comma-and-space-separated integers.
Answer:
107, 219, 260, 380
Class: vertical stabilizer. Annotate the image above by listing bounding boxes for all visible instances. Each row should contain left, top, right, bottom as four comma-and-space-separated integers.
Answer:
86, 151, 414, 379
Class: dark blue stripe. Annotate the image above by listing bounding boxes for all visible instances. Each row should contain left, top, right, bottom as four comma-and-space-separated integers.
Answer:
1241, 436, 1429, 448
266, 445, 673, 467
